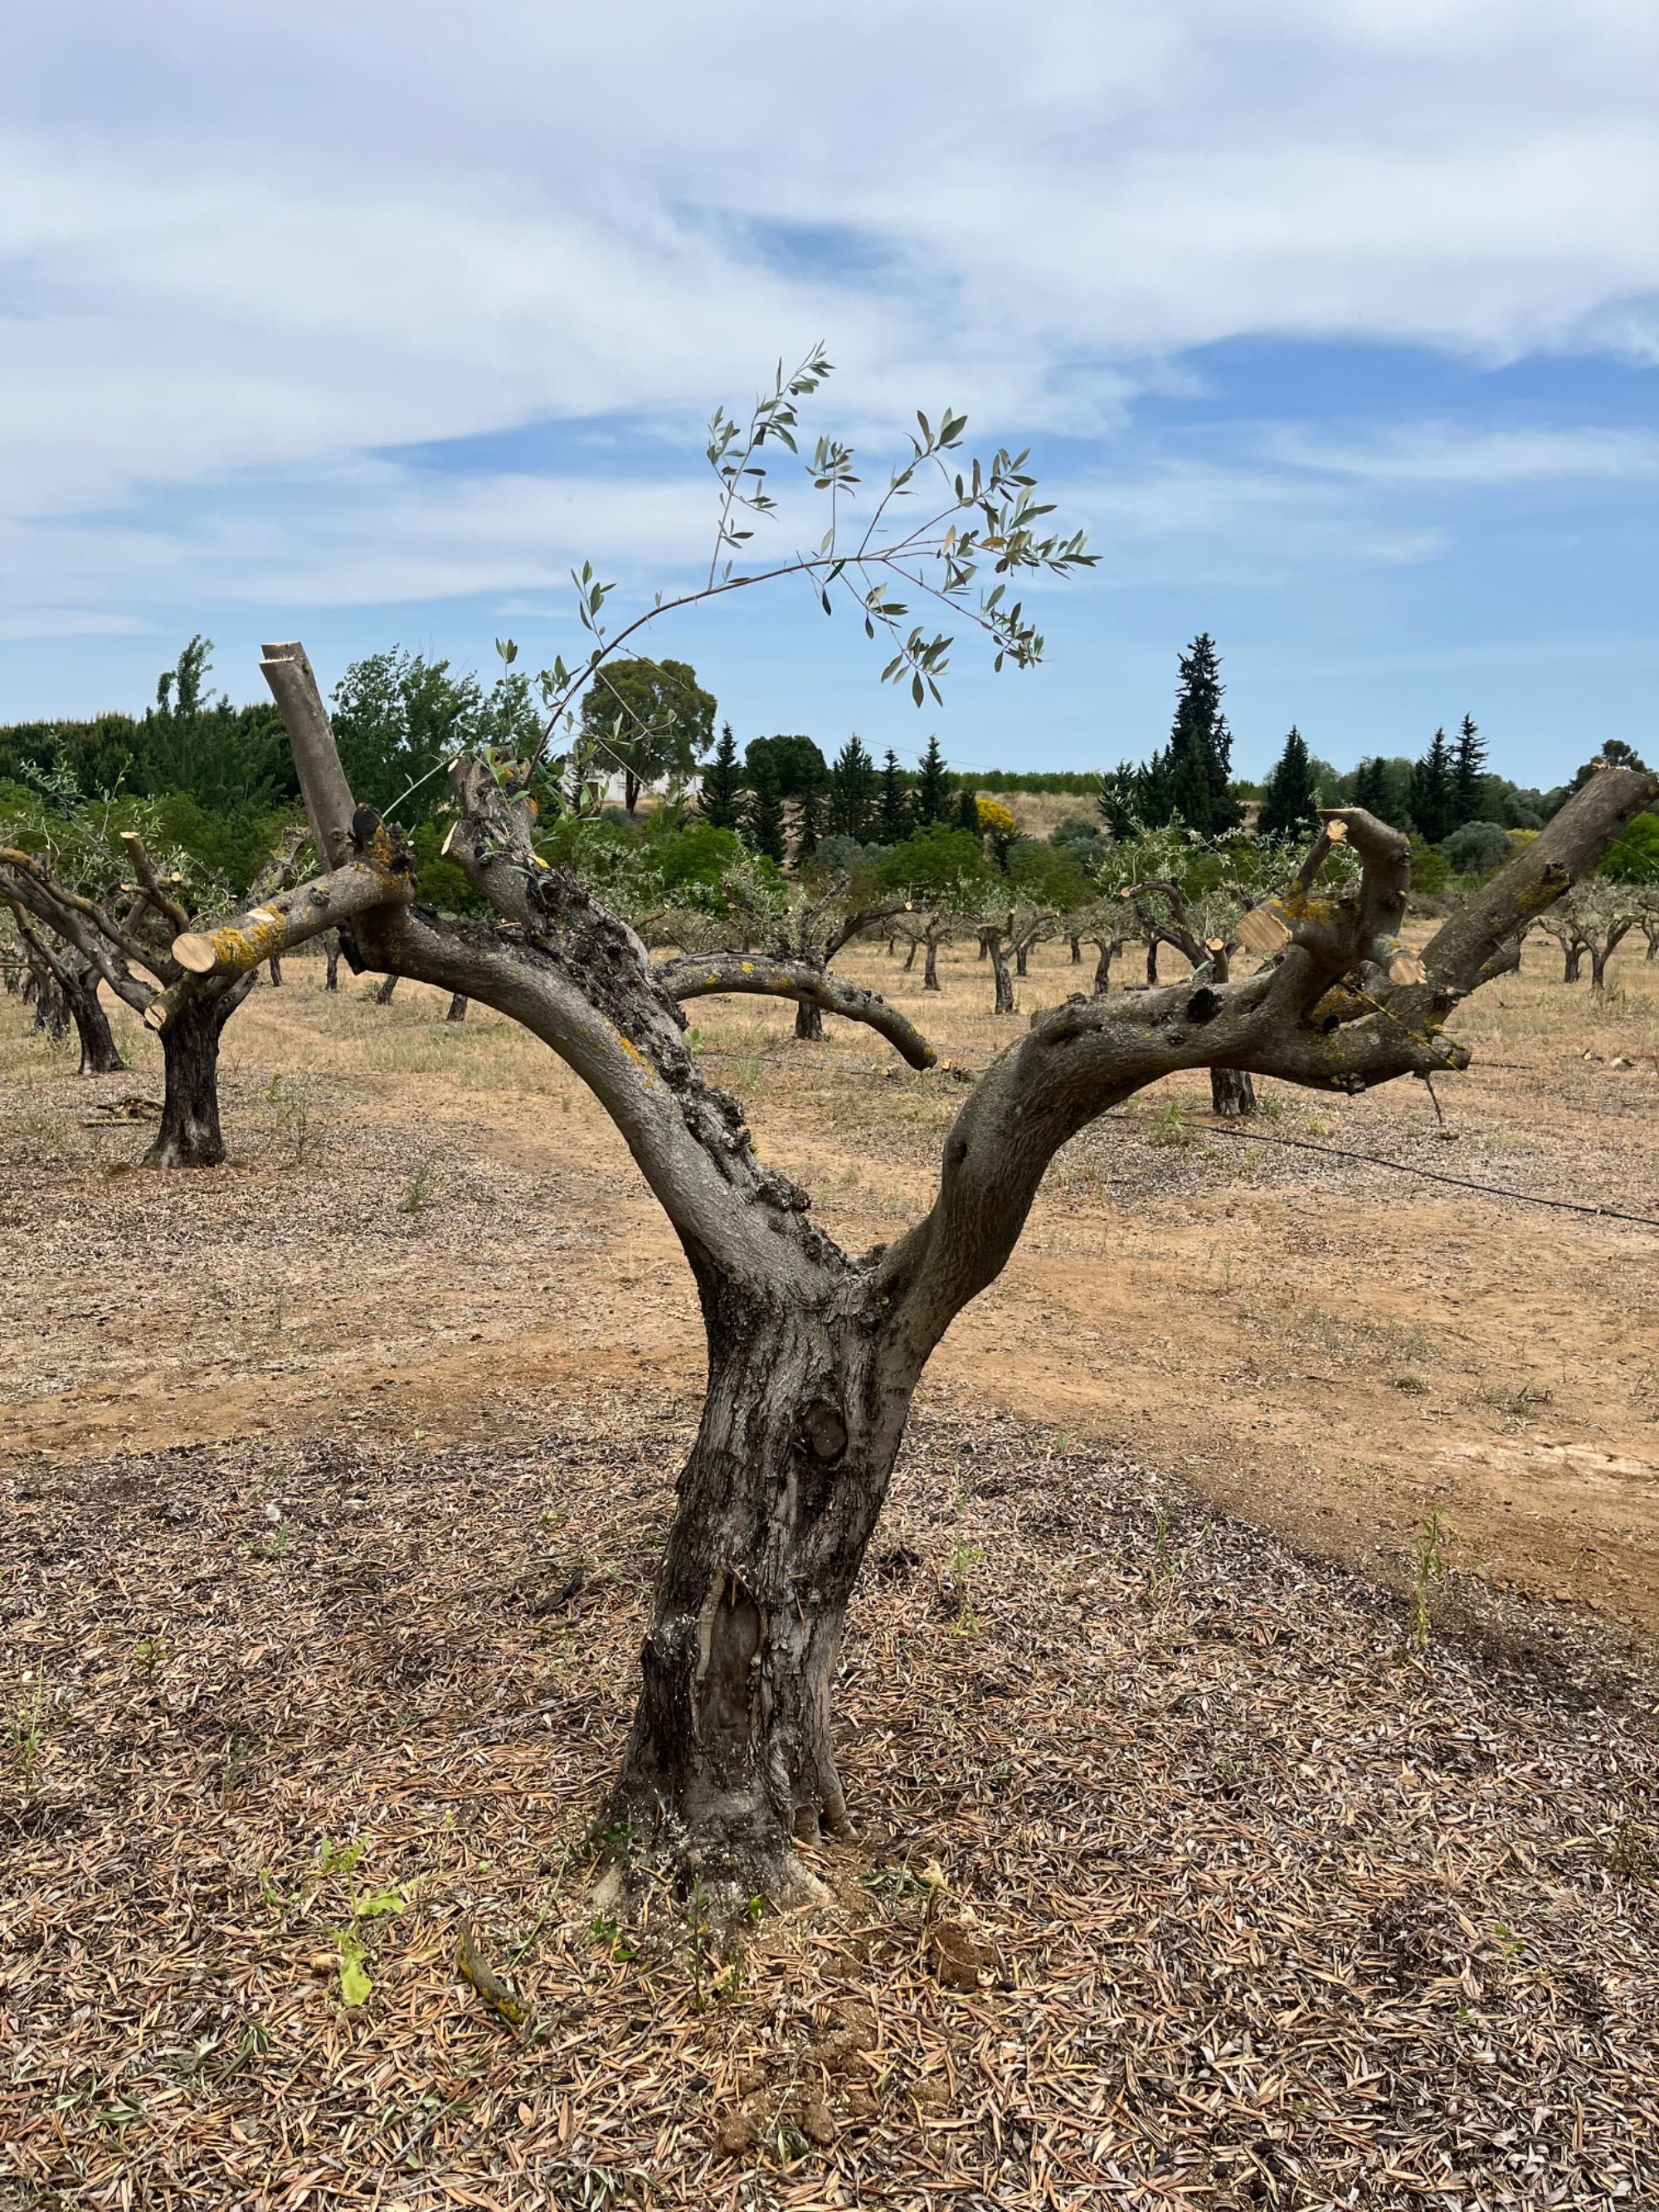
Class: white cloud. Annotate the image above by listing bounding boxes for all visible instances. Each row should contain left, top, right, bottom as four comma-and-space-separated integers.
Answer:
1264, 423, 1659, 484
0, 0, 1655, 630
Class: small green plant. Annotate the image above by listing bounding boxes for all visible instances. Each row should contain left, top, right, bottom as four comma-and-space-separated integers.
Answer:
1146, 1510, 1180, 1604
1402, 1507, 1459, 1656
1148, 1097, 1190, 1148
945, 1534, 985, 1636
133, 1631, 169, 1676
253, 1523, 294, 1560
399, 1148, 442, 1214
7, 1676, 48, 1781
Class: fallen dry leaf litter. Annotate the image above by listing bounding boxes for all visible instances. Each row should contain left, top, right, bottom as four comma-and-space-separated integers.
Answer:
2, 1395, 1656, 2210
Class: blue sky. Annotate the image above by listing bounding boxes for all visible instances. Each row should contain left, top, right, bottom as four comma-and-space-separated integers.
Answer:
2, 1, 1655, 787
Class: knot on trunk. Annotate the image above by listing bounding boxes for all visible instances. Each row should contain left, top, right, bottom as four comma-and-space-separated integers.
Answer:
800, 1400, 848, 1463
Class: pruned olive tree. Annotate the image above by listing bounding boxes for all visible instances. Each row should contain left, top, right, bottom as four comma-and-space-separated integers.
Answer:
1, 808, 306, 1165
163, 366, 1657, 1914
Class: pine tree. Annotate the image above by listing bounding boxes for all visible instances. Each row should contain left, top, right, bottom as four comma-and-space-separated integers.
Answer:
1257, 727, 1321, 841
1452, 713, 1486, 829
1165, 634, 1241, 835
914, 736, 951, 825
698, 722, 744, 831
1353, 756, 1390, 823
827, 736, 877, 841
878, 750, 910, 843
956, 784, 982, 835
1409, 727, 1457, 844
742, 754, 786, 864
1135, 746, 1176, 829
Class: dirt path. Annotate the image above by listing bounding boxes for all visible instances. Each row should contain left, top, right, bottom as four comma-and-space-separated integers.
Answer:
2, 932, 1656, 1635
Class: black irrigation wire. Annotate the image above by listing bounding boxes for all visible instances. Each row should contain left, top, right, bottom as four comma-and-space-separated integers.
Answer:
1104, 1112, 1659, 1228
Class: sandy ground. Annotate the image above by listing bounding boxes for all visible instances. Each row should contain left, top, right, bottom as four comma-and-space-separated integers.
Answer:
2, 927, 1656, 1641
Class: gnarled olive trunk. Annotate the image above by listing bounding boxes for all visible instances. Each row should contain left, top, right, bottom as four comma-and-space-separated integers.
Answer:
324, 938, 342, 990
923, 936, 941, 991
1209, 1066, 1257, 1118
65, 967, 125, 1076
988, 939, 1016, 1014
144, 983, 246, 1168
794, 997, 825, 1042
1091, 940, 1116, 995
376, 972, 400, 1005
267, 955, 284, 987
608, 1292, 917, 1897
1146, 940, 1160, 984
1014, 941, 1031, 978
1561, 943, 1583, 984
445, 994, 469, 1023
903, 939, 918, 971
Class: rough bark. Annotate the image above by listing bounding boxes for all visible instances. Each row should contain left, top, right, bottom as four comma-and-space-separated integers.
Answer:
1146, 940, 1160, 984
923, 934, 941, 991
1209, 1067, 1257, 1119
794, 996, 825, 1042
65, 967, 126, 1076
144, 984, 247, 1168
1562, 944, 1584, 984
1069, 935, 1082, 964
985, 934, 1016, 1014
607, 1295, 918, 1896
324, 937, 341, 990
903, 939, 918, 970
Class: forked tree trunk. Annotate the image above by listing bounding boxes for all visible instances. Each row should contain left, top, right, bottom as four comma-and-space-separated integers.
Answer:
607, 1301, 917, 1895
376, 973, 399, 1005
144, 985, 245, 1168
1209, 1067, 1257, 1118
65, 968, 125, 1076
446, 994, 469, 1023
922, 936, 941, 991
794, 998, 825, 1042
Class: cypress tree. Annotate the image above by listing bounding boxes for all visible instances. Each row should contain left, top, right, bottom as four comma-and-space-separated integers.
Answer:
1452, 712, 1487, 829
827, 736, 877, 840
1165, 634, 1241, 834
1409, 727, 1457, 844
956, 784, 983, 835
742, 754, 786, 864
1257, 727, 1321, 841
1096, 762, 1141, 839
698, 722, 744, 831
878, 749, 910, 843
914, 736, 951, 825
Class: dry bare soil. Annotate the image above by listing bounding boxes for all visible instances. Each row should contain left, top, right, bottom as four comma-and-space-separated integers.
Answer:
2, 933, 1657, 2208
